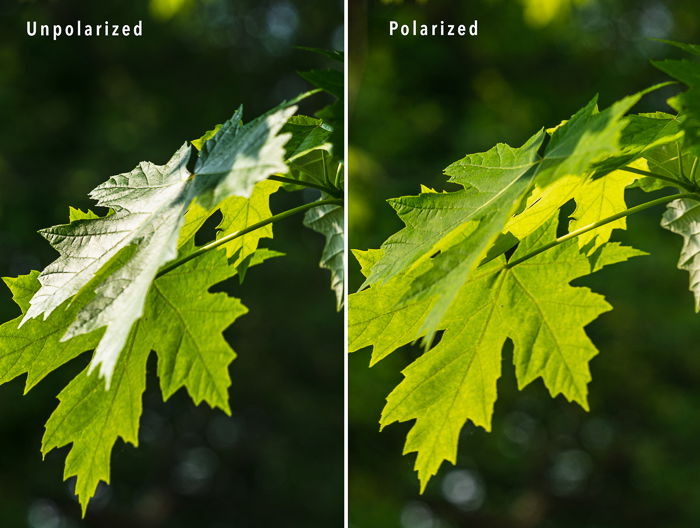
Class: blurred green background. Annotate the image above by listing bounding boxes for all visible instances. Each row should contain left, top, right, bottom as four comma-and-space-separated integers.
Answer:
349, 1, 700, 527
0, 1, 342, 526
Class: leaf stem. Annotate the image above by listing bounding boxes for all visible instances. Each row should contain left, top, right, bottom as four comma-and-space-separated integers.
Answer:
268, 174, 341, 198
157, 197, 343, 278
677, 142, 686, 183
690, 157, 698, 182
505, 192, 699, 269
620, 165, 687, 188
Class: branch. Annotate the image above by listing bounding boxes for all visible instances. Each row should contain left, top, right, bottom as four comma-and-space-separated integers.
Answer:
505, 192, 699, 269
619, 165, 687, 189
157, 197, 343, 278
268, 174, 342, 198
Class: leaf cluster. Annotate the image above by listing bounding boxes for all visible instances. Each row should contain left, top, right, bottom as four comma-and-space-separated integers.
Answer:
349, 41, 700, 489
0, 52, 344, 513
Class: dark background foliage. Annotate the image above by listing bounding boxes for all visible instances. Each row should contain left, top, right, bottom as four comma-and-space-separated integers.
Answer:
349, 1, 700, 527
0, 0, 343, 526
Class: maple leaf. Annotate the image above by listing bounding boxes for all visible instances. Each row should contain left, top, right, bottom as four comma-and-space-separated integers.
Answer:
284, 125, 344, 305
39, 242, 268, 513
20, 101, 299, 385
379, 218, 645, 489
41, 322, 149, 516
363, 131, 543, 287
594, 111, 682, 178
347, 42, 700, 497
359, 92, 654, 346
1, 100, 319, 512
361, 131, 545, 344
505, 94, 645, 241
642, 137, 700, 190
21, 144, 194, 383
287, 146, 341, 194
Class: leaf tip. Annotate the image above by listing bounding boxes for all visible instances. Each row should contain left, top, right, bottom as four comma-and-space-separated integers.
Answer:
418, 477, 430, 495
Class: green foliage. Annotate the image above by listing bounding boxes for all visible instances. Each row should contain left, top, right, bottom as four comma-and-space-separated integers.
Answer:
349, 41, 700, 490
41, 242, 265, 513
380, 220, 643, 489
0, 53, 344, 514
653, 40, 700, 156
299, 49, 344, 159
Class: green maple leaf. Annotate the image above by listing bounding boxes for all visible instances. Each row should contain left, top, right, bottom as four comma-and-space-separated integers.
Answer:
533, 94, 637, 186
379, 218, 645, 489
38, 243, 268, 513
20, 101, 299, 384
285, 130, 344, 305
362, 131, 543, 287
21, 144, 195, 383
596, 111, 682, 176
288, 146, 341, 193
359, 93, 649, 345
400, 130, 544, 342
41, 323, 150, 515
506, 94, 643, 241
149, 242, 261, 409
177, 179, 283, 284
507, 110, 680, 254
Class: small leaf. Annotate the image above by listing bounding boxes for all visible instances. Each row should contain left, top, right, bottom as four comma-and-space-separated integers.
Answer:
282, 115, 333, 162
151, 244, 249, 411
